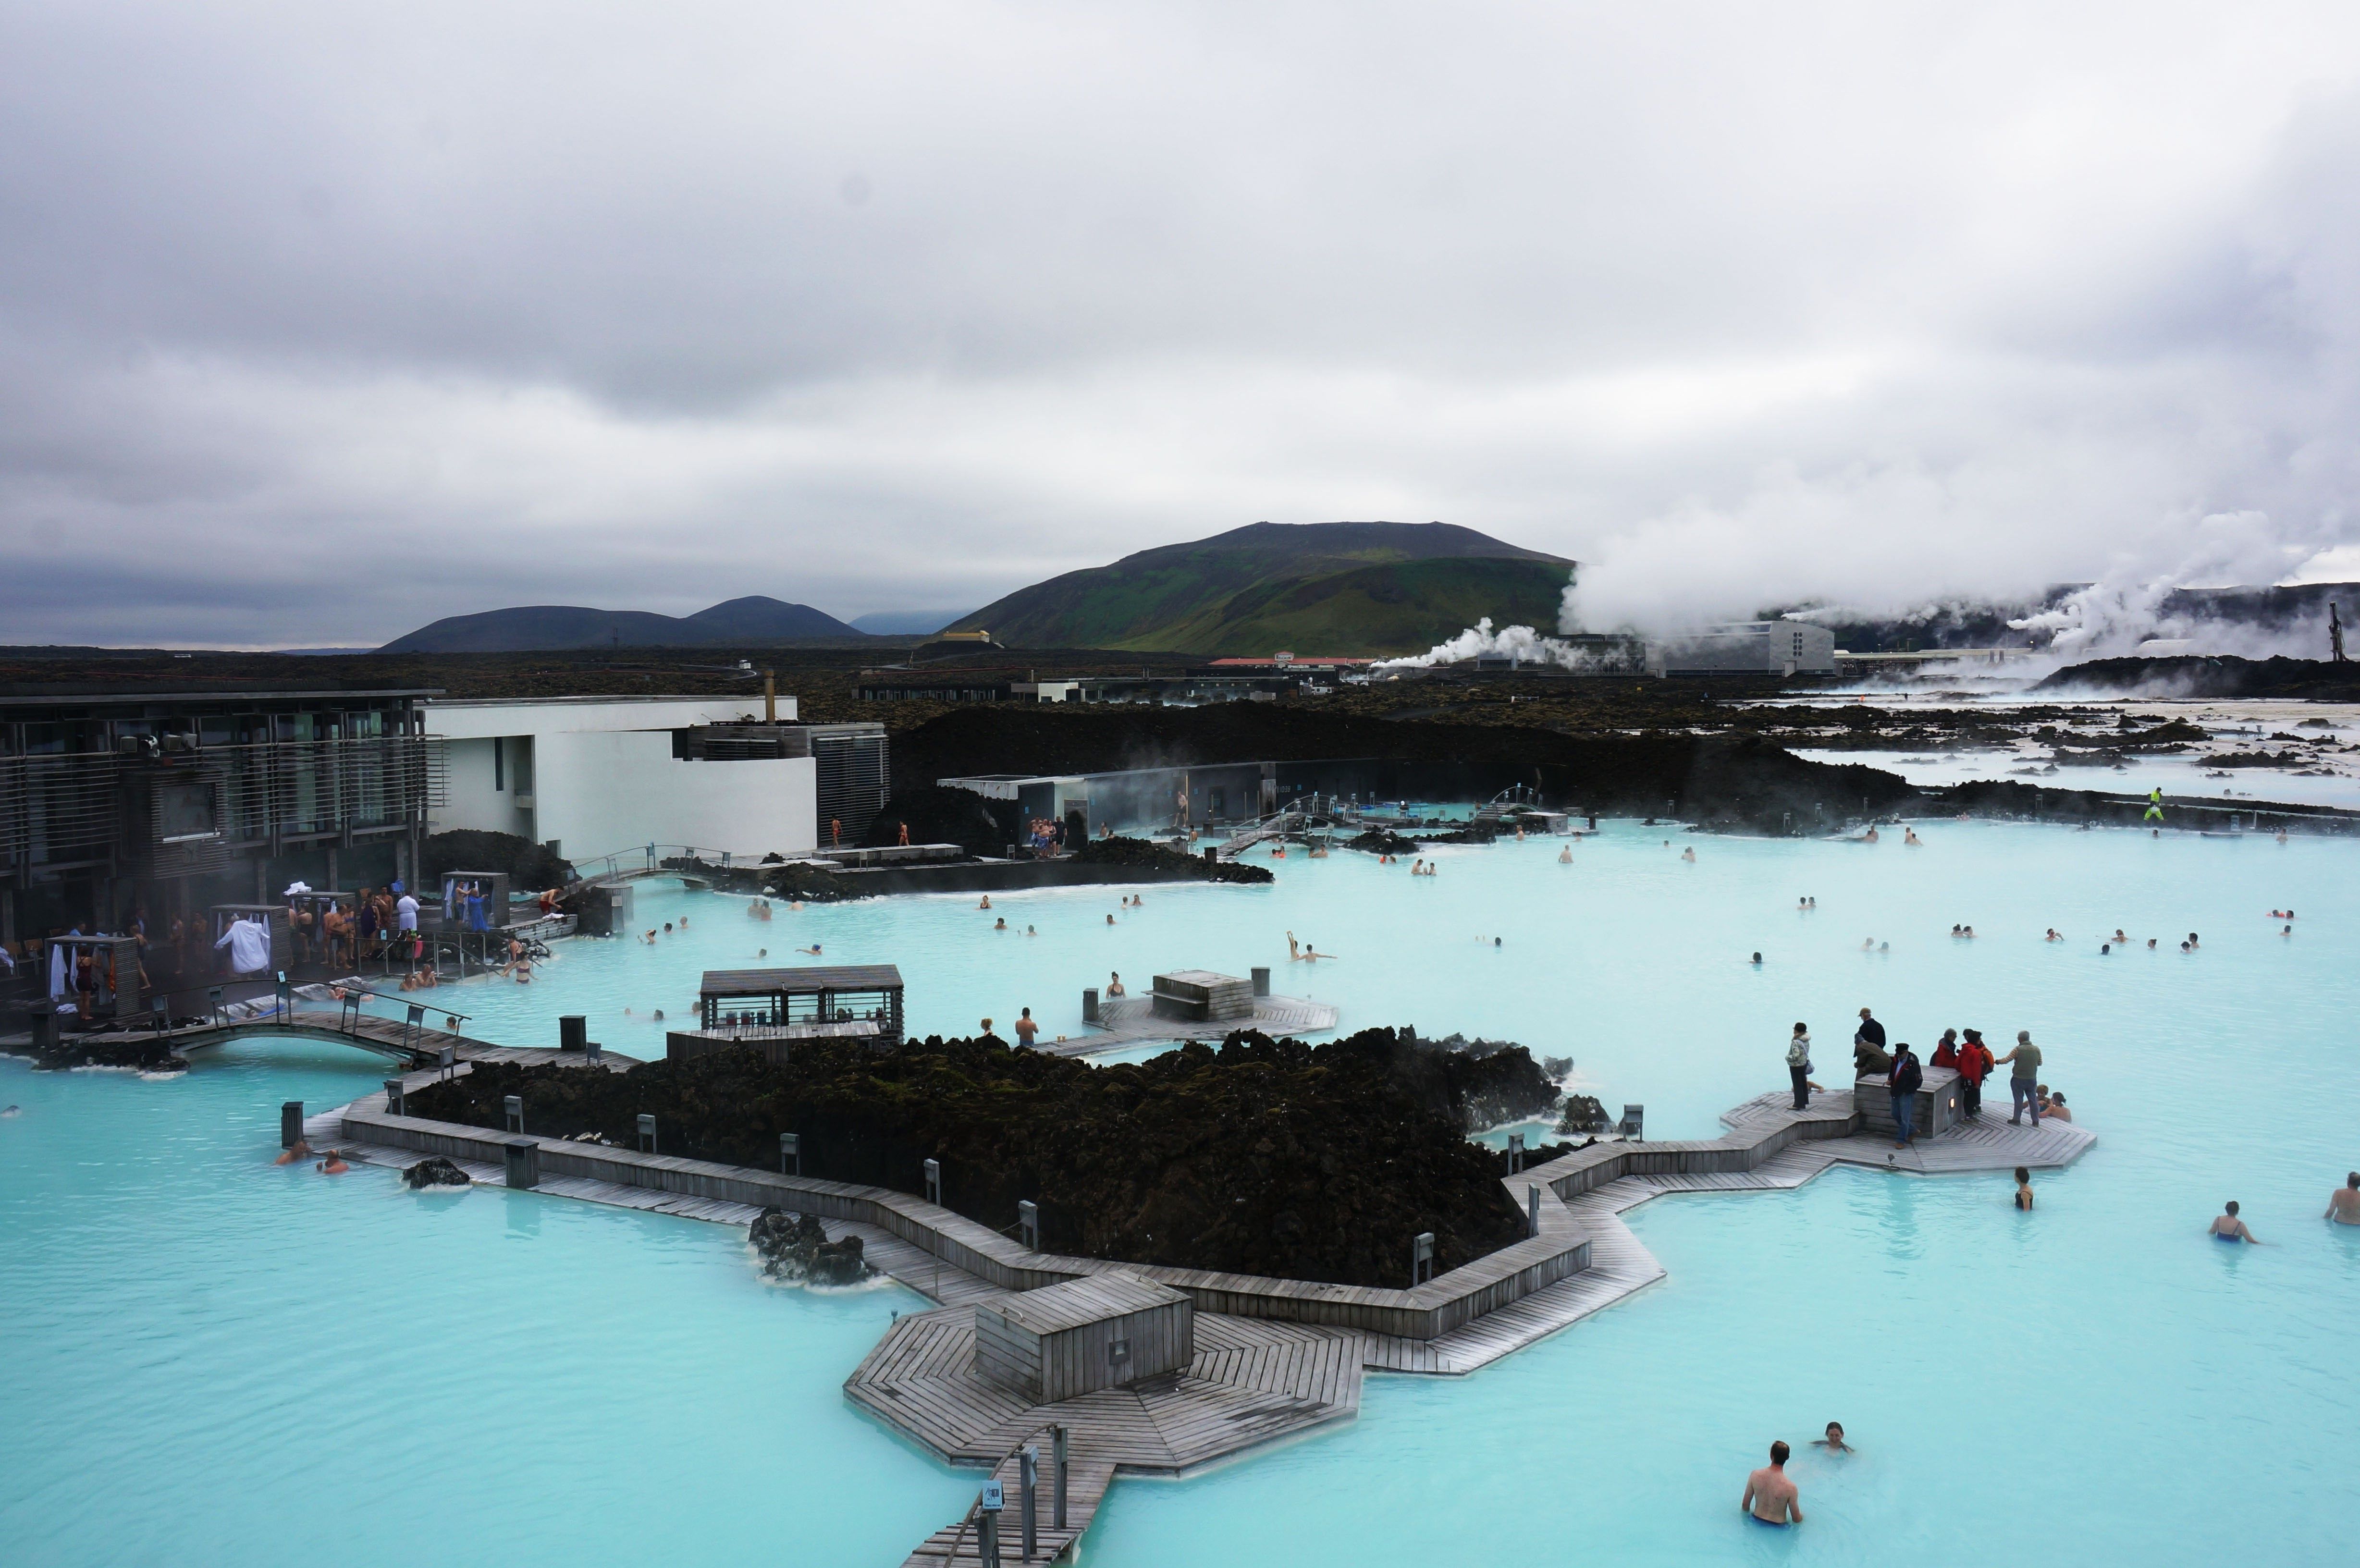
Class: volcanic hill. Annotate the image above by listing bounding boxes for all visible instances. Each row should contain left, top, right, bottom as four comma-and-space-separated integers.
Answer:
946, 521, 1573, 656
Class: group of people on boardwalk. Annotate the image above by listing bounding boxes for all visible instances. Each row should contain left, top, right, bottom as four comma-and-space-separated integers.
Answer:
1786, 1006, 2056, 1148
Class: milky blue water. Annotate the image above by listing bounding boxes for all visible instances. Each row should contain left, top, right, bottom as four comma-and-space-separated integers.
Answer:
8, 821, 2358, 1566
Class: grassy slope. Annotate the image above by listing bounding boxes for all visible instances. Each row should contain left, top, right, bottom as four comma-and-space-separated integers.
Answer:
1161, 557, 1573, 656
951, 521, 1570, 653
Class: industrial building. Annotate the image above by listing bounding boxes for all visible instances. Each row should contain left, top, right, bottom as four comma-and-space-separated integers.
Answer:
1645, 622, 1837, 678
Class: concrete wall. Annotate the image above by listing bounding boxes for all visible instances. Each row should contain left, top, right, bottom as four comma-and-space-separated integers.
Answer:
423, 697, 812, 860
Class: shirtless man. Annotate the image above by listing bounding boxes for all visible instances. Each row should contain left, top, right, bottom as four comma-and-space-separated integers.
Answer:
2327, 1173, 2360, 1225
1742, 1442, 1804, 1527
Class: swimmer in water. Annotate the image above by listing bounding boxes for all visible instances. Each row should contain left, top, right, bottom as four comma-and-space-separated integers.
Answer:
274, 1139, 313, 1165
1558, 846, 1572, 864
2210, 1201, 2259, 1243
2187, 931, 2200, 948
2014, 1167, 2034, 1210
1750, 952, 1762, 966
1812, 1422, 1852, 1454
994, 917, 1007, 931
1742, 1442, 1804, 1527
317, 1151, 349, 1174
1493, 937, 1502, 948
2044, 929, 2062, 942
1106, 913, 1117, 926
2146, 938, 2157, 950
2325, 1172, 2360, 1225
757, 948, 767, 958
1904, 828, 1921, 845
2114, 929, 2127, 943
1106, 971, 1125, 997
1680, 847, 1696, 862
1879, 941, 1889, 953
664, 922, 673, 934
2283, 924, 2293, 937
678, 916, 688, 929
651, 1009, 664, 1021
799, 944, 821, 956
978, 896, 992, 910
1026, 924, 1036, 936
0, 1105, 18, 1117
1863, 826, 1880, 843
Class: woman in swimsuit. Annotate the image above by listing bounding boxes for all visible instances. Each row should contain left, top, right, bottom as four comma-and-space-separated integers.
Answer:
2210, 1202, 2258, 1243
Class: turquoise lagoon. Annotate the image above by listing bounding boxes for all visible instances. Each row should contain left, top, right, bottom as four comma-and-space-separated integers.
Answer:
6, 820, 2359, 1566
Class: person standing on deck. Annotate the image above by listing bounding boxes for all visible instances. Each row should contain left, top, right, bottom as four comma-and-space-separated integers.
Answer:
1014, 1007, 1038, 1048
1886, 1041, 1923, 1148
1992, 1031, 2044, 1126
1955, 1029, 1993, 1118
1786, 1023, 1814, 1111
1854, 1007, 1886, 1052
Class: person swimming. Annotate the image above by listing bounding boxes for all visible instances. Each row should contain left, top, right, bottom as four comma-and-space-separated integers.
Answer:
758, 948, 768, 958
978, 896, 992, 910
2325, 1172, 2360, 1225
994, 917, 1007, 931
2044, 928, 2062, 942
1106, 971, 1126, 997
1680, 847, 1696, 862
798, 944, 821, 956
1558, 846, 1572, 864
1026, 924, 1037, 936
2014, 1166, 2034, 1210
2211, 1201, 2258, 1243
1812, 1421, 1852, 1453
1750, 952, 1762, 966
1106, 913, 1117, 926
274, 1139, 313, 1165
316, 1150, 350, 1174
1904, 828, 1921, 845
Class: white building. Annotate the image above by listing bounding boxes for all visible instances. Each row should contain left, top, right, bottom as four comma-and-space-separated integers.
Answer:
422, 696, 819, 862
1646, 622, 1837, 678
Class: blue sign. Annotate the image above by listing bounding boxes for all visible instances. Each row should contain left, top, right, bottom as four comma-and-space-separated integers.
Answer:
981, 1481, 1004, 1511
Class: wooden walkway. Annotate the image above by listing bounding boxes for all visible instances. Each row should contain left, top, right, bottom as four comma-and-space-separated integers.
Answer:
294, 1074, 2098, 1565
1063, 991, 1340, 1052
117, 1008, 635, 1074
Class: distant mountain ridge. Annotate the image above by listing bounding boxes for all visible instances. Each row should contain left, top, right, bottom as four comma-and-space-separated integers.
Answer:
948, 521, 1573, 655
379, 596, 864, 653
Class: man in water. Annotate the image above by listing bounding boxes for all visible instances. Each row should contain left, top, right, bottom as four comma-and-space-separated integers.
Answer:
1014, 1007, 1038, 1047
2211, 1201, 2259, 1243
2327, 1173, 2360, 1225
1812, 1422, 1852, 1454
1742, 1442, 1804, 1527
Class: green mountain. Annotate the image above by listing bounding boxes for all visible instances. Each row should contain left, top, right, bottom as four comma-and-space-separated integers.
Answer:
948, 522, 1573, 655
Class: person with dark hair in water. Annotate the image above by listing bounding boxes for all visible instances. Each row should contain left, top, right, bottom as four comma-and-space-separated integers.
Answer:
2210, 1201, 2259, 1244
1743, 1442, 1804, 1527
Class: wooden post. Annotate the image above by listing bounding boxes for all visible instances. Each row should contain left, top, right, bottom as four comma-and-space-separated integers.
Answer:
978, 1481, 1004, 1568
383, 1078, 404, 1117
504, 1095, 524, 1134
504, 1139, 539, 1188
280, 1101, 303, 1148
636, 1113, 657, 1154
781, 1132, 799, 1176
1081, 988, 1098, 1023
1019, 1199, 1039, 1251
1412, 1231, 1434, 1286
924, 1157, 942, 1205
1052, 1425, 1068, 1530
1019, 1445, 1039, 1561
1250, 966, 1270, 997
1507, 1131, 1524, 1175
1527, 1183, 1541, 1237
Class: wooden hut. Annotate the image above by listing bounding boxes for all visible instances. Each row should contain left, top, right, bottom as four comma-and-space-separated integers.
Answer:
697, 965, 904, 1046
974, 1273, 1194, 1403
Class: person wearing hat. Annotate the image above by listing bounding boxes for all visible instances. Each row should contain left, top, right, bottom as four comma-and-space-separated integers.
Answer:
1886, 1040, 1924, 1148
1991, 1030, 2045, 1126
1954, 1029, 1993, 1119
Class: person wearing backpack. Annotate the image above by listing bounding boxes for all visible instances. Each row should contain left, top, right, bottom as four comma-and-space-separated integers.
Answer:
1887, 1041, 1924, 1148
1786, 1023, 1814, 1111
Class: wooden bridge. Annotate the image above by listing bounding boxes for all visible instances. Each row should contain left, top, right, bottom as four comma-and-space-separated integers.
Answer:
97, 990, 630, 1073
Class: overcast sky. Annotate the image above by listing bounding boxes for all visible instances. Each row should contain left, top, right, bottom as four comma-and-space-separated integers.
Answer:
6, 2, 2360, 646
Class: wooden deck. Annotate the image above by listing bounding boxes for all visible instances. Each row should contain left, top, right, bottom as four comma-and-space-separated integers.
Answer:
1065, 991, 1340, 1052
108, 1005, 636, 1073
292, 1074, 2098, 1565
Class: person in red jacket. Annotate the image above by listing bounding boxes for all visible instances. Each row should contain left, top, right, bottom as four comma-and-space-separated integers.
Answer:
1954, 1029, 1993, 1119
1930, 1029, 1960, 1070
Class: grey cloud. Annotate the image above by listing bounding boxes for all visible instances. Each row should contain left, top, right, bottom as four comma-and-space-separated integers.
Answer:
3, 2, 2360, 644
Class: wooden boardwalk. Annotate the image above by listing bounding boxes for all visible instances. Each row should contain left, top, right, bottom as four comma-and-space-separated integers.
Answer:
294, 1074, 2098, 1565
1063, 991, 1340, 1053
